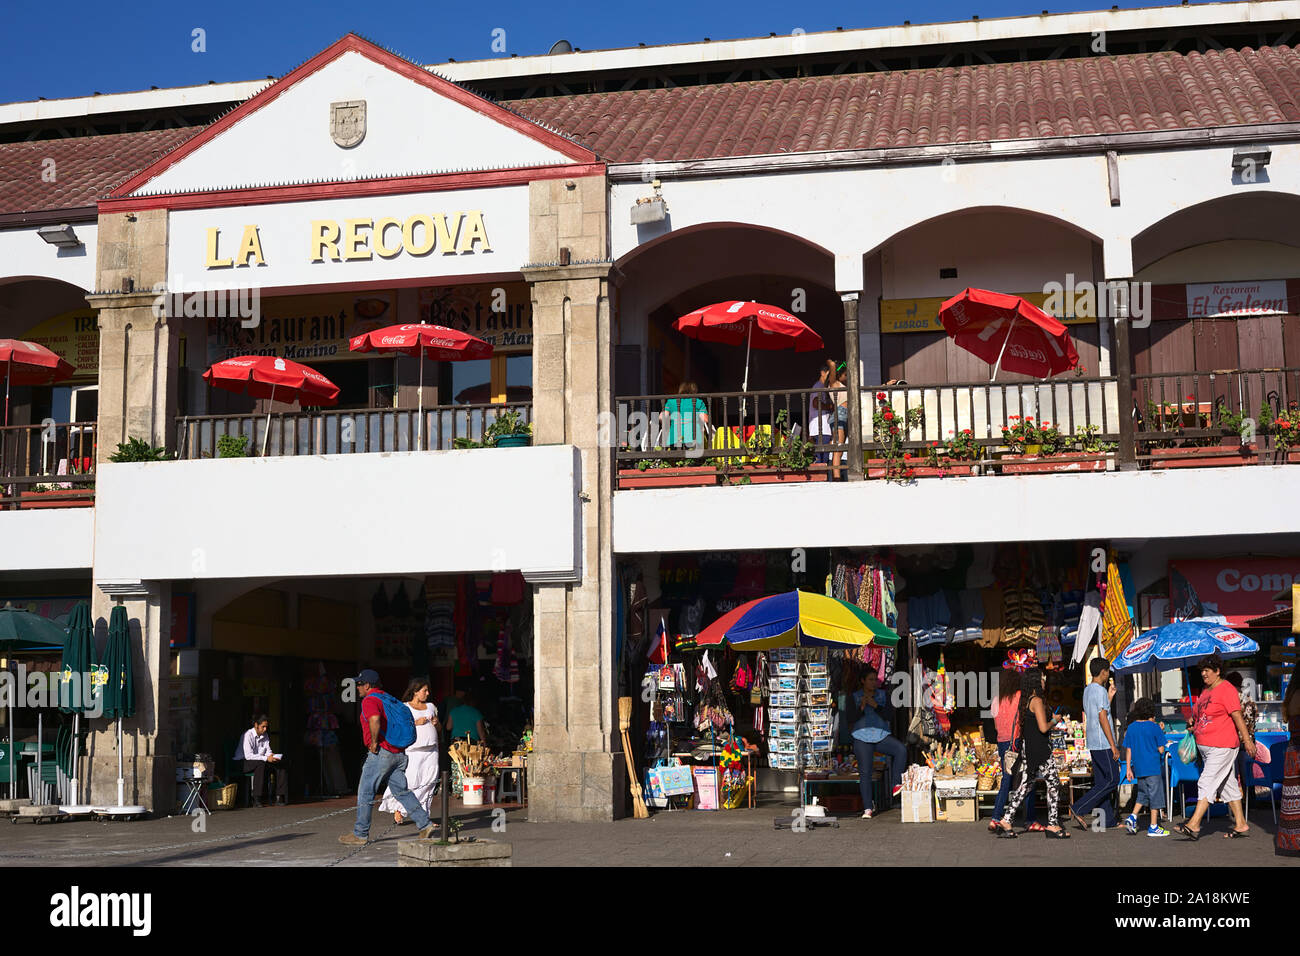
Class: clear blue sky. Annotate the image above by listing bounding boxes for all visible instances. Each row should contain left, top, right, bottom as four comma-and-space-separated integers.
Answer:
1, 0, 1218, 104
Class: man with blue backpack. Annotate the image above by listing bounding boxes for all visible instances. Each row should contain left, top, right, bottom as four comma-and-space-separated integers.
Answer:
340, 669, 438, 846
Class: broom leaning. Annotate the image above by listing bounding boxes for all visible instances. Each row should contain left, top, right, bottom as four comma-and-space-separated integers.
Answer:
618, 696, 650, 819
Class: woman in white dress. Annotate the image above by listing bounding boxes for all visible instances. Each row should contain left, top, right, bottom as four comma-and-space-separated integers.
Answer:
380, 679, 439, 824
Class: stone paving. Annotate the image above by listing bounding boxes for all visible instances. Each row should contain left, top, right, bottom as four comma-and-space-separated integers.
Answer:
0, 796, 1293, 867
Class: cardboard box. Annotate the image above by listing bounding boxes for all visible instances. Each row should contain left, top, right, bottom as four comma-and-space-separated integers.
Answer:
901, 789, 934, 823
936, 795, 977, 822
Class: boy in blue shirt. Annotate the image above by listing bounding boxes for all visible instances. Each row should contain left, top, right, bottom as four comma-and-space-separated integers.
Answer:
1122, 698, 1168, 837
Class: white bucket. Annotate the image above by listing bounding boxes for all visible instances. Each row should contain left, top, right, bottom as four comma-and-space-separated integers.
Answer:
462, 776, 485, 806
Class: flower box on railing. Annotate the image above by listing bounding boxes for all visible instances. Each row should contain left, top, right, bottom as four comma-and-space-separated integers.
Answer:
1149, 444, 1258, 469
721, 465, 830, 485
618, 466, 718, 489
995, 452, 1111, 474
865, 458, 980, 479
16, 490, 94, 509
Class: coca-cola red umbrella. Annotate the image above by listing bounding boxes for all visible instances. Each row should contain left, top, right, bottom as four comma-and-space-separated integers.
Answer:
937, 288, 1079, 381
349, 324, 493, 448
203, 355, 339, 454
673, 301, 823, 394
0, 339, 75, 426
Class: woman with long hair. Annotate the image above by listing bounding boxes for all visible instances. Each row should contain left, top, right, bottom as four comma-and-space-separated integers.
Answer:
989, 668, 1039, 832
995, 667, 1069, 839
379, 677, 440, 825
827, 362, 851, 480
1275, 674, 1300, 857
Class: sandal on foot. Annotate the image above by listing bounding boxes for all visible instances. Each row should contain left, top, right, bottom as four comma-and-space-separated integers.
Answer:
1176, 823, 1200, 841
1224, 829, 1249, 839
1044, 827, 1071, 839
1027, 822, 1046, 832
996, 825, 1018, 839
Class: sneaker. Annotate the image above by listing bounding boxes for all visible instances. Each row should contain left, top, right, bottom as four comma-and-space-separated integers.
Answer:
861, 809, 873, 819
338, 833, 368, 846
1147, 826, 1170, 838
891, 785, 903, 797
1124, 814, 1138, 835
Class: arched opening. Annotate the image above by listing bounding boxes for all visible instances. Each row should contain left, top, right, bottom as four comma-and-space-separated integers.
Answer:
1128, 193, 1300, 424
616, 223, 838, 397
0, 277, 98, 504
865, 207, 1105, 385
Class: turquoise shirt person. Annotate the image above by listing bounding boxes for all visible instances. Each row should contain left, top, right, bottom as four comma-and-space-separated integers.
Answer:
662, 396, 707, 447
447, 704, 484, 742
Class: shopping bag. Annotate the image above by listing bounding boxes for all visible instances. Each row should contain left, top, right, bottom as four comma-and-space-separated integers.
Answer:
1177, 731, 1198, 766
658, 763, 695, 796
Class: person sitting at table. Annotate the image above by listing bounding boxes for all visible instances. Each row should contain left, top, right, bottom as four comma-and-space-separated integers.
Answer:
851, 670, 905, 819
657, 382, 709, 454
236, 714, 288, 807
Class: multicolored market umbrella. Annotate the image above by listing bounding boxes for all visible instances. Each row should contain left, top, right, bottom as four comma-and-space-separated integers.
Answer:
1110, 620, 1260, 674
349, 324, 493, 449
696, 590, 899, 649
203, 355, 340, 455
937, 288, 1079, 381
0, 339, 75, 426
673, 302, 824, 396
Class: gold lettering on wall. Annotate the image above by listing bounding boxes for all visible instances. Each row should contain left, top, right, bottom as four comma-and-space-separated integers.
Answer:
342, 219, 373, 261
403, 215, 436, 256
373, 217, 403, 259
236, 225, 266, 267
310, 220, 340, 262
457, 210, 491, 253
205, 227, 233, 269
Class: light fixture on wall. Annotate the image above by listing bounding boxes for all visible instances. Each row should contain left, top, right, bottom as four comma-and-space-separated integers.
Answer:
37, 223, 81, 248
631, 179, 667, 225
1231, 145, 1271, 174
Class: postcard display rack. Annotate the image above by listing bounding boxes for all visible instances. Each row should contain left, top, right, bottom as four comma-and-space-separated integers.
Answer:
767, 649, 833, 771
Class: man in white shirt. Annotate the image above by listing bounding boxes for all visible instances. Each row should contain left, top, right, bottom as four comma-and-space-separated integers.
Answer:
236, 715, 288, 806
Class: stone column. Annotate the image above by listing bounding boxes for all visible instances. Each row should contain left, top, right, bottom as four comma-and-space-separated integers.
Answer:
85, 583, 175, 812
842, 294, 864, 481
83, 207, 179, 812
522, 173, 625, 821
1108, 278, 1137, 470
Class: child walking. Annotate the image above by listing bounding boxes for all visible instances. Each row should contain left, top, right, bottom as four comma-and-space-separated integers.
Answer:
1122, 698, 1169, 837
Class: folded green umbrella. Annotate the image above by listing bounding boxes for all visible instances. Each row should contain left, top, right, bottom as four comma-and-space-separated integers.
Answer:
0, 604, 68, 650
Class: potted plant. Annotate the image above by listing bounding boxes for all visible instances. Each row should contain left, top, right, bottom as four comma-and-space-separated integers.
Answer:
485, 410, 532, 447
996, 417, 1109, 474
107, 437, 171, 462
721, 409, 827, 484
918, 429, 983, 477
216, 434, 251, 458
1148, 400, 1259, 469
866, 392, 926, 482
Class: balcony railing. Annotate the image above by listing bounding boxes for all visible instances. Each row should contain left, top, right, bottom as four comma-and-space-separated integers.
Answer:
616, 370, 1300, 488
176, 402, 532, 459
0, 422, 96, 509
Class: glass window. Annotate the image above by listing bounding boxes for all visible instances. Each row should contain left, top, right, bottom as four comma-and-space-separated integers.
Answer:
451, 360, 491, 405
506, 354, 532, 393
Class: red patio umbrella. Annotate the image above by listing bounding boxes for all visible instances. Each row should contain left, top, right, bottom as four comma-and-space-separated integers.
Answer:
937, 288, 1079, 381
0, 339, 75, 426
349, 324, 493, 448
203, 355, 339, 455
673, 301, 823, 395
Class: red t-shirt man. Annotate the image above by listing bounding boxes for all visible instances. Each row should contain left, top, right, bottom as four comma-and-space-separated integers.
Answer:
361, 688, 402, 753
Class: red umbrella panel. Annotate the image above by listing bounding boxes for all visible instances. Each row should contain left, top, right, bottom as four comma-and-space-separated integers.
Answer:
348, 324, 493, 362
203, 356, 339, 455
349, 324, 492, 448
1, 339, 76, 427
673, 301, 824, 394
203, 355, 340, 406
937, 288, 1079, 380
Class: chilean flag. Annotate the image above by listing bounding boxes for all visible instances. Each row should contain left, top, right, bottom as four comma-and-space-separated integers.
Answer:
647, 616, 669, 666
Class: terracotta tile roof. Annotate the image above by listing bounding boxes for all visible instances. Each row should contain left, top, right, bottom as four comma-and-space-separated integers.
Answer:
513, 46, 1300, 161
0, 127, 198, 215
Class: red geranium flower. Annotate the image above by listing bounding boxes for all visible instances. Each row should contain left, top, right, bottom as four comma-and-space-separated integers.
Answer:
883, 410, 894, 421
875, 391, 887, 401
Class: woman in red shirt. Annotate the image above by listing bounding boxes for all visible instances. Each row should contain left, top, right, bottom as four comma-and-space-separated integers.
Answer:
1178, 654, 1254, 841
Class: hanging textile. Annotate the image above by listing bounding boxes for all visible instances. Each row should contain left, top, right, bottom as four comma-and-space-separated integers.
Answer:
1100, 554, 1135, 661
493, 625, 520, 684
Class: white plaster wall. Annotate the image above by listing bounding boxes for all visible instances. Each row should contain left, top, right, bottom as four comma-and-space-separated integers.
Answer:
0, 224, 97, 290
613, 465, 1300, 554
0, 507, 94, 571
166, 185, 527, 292
610, 142, 1300, 275
141, 51, 573, 195
1135, 240, 1300, 284
93, 445, 581, 582
881, 210, 1097, 299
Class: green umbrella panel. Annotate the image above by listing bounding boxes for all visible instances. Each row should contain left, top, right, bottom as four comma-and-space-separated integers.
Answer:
59, 602, 94, 714
100, 605, 135, 720
0, 604, 68, 650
